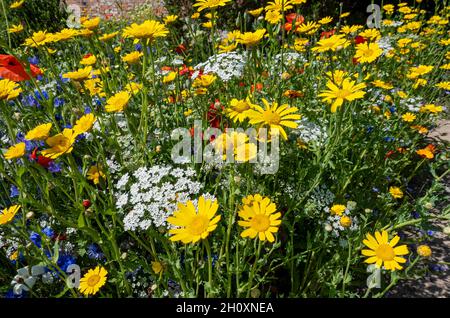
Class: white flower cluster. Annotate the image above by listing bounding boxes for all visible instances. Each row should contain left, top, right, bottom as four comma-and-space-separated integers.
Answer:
307, 185, 335, 212
376, 36, 394, 55
269, 51, 307, 75
115, 165, 207, 231
291, 117, 328, 147
324, 202, 359, 237
193, 52, 247, 82
399, 96, 424, 112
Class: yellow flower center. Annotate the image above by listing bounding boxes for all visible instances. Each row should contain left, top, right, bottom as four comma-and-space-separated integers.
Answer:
250, 214, 270, 232
262, 110, 281, 125
234, 101, 250, 113
336, 89, 351, 99
188, 215, 209, 236
87, 274, 101, 287
375, 244, 395, 261
363, 49, 374, 57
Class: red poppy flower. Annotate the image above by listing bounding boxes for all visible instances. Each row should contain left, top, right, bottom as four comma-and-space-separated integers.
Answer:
30, 148, 53, 168
251, 83, 264, 92
284, 14, 305, 31
207, 99, 224, 129
179, 64, 194, 77
0, 55, 42, 82
355, 36, 366, 44
320, 29, 336, 39
175, 44, 187, 54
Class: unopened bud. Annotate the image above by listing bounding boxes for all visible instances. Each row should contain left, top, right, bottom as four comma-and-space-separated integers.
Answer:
26, 211, 35, 219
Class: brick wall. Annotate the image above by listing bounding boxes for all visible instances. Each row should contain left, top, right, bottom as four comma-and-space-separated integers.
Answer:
65, 0, 167, 19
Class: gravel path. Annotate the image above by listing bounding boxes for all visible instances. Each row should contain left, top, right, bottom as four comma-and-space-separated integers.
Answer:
388, 120, 450, 298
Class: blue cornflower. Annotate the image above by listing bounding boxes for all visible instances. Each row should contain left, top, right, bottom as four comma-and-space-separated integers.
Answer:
411, 211, 420, 219
54, 97, 65, 107
384, 136, 395, 142
135, 43, 142, 51
30, 232, 42, 248
87, 243, 105, 260
366, 126, 374, 133
10, 185, 19, 198
28, 56, 39, 65
84, 106, 92, 114
48, 162, 62, 173
57, 253, 76, 272
42, 227, 55, 238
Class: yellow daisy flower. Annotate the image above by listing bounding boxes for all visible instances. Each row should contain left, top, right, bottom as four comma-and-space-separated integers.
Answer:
0, 205, 21, 225
79, 266, 108, 296
41, 129, 78, 159
62, 66, 92, 81
193, 0, 232, 12
354, 42, 383, 63
238, 196, 281, 243
246, 98, 301, 140
167, 196, 221, 244
25, 123, 52, 141
4, 143, 26, 160
318, 77, 367, 113
0, 79, 22, 100
73, 114, 96, 135
105, 91, 130, 113
362, 230, 409, 271
123, 20, 169, 41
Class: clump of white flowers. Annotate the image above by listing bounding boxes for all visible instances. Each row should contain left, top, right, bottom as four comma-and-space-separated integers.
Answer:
291, 117, 328, 148
193, 52, 247, 82
115, 165, 213, 231
324, 201, 359, 237
269, 51, 307, 76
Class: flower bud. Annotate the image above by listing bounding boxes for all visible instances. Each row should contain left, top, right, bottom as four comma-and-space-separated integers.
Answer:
26, 212, 35, 219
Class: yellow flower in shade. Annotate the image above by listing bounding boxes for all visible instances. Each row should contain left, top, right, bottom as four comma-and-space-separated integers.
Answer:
79, 266, 108, 296
246, 99, 301, 140
248, 8, 264, 17
10, 0, 24, 9
77, 29, 94, 37
242, 194, 264, 206
98, 31, 118, 41
41, 129, 78, 159
417, 245, 432, 258
87, 165, 106, 185
383, 4, 394, 15
440, 63, 450, 70
191, 12, 200, 19
164, 15, 178, 24
0, 205, 21, 225
73, 114, 96, 135
163, 71, 177, 83
193, 0, 232, 12
354, 42, 383, 63
63, 66, 92, 81
237, 29, 266, 47
325, 70, 348, 85
218, 41, 238, 53
25, 123, 52, 141
330, 204, 346, 216
291, 0, 307, 4
435, 82, 450, 90
226, 97, 255, 122
8, 24, 24, 33
340, 12, 350, 18
419, 104, 443, 114
406, 65, 433, 79
80, 55, 97, 66
238, 196, 281, 243
0, 79, 22, 100
401, 112, 416, 122
202, 21, 213, 28
123, 20, 169, 41
84, 78, 105, 97
82, 17, 101, 30
52, 28, 78, 42
318, 77, 367, 113
167, 196, 221, 244
125, 82, 143, 95
293, 38, 309, 52
24, 31, 50, 47
318, 16, 333, 25
296, 21, 319, 35
192, 74, 217, 88
358, 28, 381, 41
339, 216, 352, 228
312, 34, 348, 53
105, 91, 130, 113
151, 261, 164, 274
122, 51, 143, 64
340, 25, 363, 34
265, 0, 293, 12
389, 186, 404, 199
362, 230, 409, 270
372, 80, 393, 90
4, 143, 26, 160
265, 10, 282, 24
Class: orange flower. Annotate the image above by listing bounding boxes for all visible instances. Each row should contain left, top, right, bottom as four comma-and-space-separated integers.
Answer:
416, 144, 436, 159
